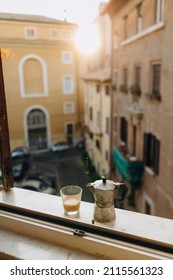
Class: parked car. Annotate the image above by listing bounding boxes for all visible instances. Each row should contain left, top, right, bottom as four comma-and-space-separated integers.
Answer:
12, 158, 30, 181
18, 179, 56, 195
50, 141, 70, 152
11, 147, 30, 159
25, 168, 61, 190
76, 139, 85, 150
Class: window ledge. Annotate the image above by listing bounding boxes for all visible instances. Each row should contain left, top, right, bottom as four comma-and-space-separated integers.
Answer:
0, 187, 173, 260
121, 22, 165, 46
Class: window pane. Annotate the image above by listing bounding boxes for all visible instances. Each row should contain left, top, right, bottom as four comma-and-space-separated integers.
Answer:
152, 64, 161, 94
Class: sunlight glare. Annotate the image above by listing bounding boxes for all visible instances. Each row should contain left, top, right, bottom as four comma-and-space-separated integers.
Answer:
75, 24, 100, 55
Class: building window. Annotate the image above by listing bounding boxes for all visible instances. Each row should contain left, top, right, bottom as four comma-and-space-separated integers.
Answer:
137, 3, 142, 33
143, 133, 160, 175
114, 32, 119, 49
132, 125, 137, 157
62, 51, 73, 64
19, 54, 48, 97
96, 111, 101, 128
105, 117, 109, 135
105, 84, 110, 95
25, 27, 37, 38
96, 83, 101, 93
113, 114, 117, 134
89, 132, 93, 139
63, 75, 74, 94
120, 117, 128, 144
50, 29, 59, 39
156, 0, 163, 24
96, 139, 101, 150
124, 15, 128, 39
64, 102, 74, 114
89, 107, 93, 121
120, 67, 128, 93
123, 67, 128, 86
135, 66, 141, 86
105, 150, 109, 161
152, 64, 161, 96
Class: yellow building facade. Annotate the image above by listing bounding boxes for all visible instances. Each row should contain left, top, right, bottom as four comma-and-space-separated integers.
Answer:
0, 13, 84, 151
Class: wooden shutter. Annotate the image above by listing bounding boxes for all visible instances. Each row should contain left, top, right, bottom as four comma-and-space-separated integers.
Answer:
154, 139, 160, 175
143, 133, 148, 165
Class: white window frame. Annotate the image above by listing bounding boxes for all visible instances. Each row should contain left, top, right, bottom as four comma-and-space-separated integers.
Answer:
63, 75, 74, 94
137, 3, 142, 33
63, 102, 75, 114
156, 0, 163, 24
25, 27, 37, 39
61, 51, 73, 64
19, 54, 48, 98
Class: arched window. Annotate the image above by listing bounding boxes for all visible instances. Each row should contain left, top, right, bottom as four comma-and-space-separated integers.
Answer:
19, 54, 48, 97
28, 109, 46, 128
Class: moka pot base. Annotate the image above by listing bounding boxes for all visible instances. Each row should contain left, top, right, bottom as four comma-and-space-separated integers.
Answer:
93, 204, 116, 223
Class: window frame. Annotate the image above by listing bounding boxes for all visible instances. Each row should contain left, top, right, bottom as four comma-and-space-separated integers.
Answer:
61, 51, 73, 64
49, 28, 59, 39
62, 75, 74, 94
19, 54, 48, 98
120, 116, 128, 144
143, 132, 160, 175
24, 27, 37, 39
156, 0, 163, 24
152, 63, 161, 96
63, 101, 75, 114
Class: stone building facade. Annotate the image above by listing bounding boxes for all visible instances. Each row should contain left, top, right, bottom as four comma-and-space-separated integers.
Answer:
102, 0, 173, 219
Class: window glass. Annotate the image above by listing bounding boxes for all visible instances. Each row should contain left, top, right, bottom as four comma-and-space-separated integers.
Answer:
50, 28, 59, 39
63, 75, 74, 94
25, 27, 37, 38
64, 102, 74, 114
152, 64, 161, 95
62, 51, 73, 64
143, 132, 160, 174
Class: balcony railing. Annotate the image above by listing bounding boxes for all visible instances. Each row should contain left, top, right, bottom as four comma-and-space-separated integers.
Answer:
113, 147, 144, 188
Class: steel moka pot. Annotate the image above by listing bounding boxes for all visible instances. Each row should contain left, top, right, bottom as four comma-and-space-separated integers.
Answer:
87, 176, 128, 223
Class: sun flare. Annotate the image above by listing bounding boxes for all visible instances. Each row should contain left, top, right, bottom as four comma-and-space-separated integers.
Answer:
75, 24, 100, 55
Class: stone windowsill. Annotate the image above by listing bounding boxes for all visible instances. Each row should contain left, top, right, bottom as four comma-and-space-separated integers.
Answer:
0, 186, 173, 260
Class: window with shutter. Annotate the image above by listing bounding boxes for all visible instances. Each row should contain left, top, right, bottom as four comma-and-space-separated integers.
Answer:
143, 132, 160, 175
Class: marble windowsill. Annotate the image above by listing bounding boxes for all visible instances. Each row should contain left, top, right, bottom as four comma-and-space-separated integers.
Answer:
0, 186, 173, 260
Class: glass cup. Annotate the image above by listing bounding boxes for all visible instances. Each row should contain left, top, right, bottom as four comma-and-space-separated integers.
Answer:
60, 185, 83, 216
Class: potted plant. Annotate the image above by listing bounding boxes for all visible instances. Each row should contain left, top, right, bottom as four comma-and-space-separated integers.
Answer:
145, 90, 161, 101
130, 84, 141, 97
119, 84, 128, 93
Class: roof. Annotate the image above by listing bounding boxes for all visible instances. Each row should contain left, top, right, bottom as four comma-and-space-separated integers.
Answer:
82, 68, 111, 82
0, 12, 78, 26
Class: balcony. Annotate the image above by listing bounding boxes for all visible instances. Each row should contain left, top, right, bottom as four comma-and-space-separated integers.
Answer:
113, 147, 144, 188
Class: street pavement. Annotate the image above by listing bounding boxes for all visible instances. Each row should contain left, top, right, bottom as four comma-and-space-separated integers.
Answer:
29, 147, 95, 203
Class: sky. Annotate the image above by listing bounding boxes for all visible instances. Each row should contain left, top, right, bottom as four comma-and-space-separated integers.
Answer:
0, 0, 108, 26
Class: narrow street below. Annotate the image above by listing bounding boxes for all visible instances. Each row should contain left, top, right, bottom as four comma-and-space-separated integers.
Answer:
29, 147, 94, 203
